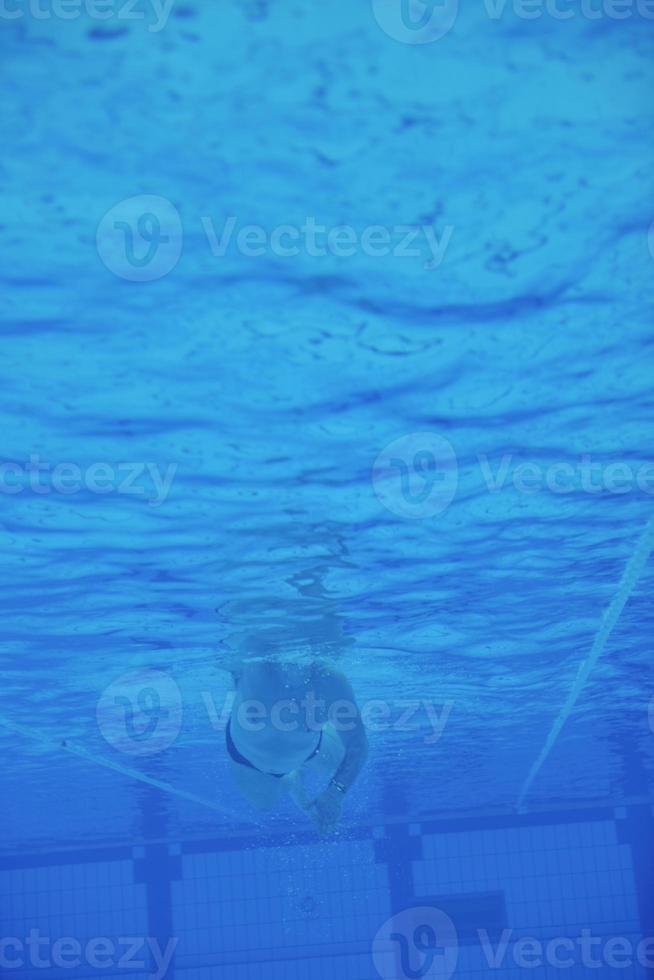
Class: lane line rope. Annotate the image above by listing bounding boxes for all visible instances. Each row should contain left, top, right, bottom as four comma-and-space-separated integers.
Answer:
516, 516, 654, 812
0, 715, 261, 827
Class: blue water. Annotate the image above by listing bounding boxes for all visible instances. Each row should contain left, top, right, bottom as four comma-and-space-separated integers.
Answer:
2, 2, 654, 977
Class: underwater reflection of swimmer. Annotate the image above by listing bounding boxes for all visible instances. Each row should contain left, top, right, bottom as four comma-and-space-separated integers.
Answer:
224, 661, 368, 835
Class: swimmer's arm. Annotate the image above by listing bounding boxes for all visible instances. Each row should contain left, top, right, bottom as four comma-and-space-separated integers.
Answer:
320, 668, 369, 795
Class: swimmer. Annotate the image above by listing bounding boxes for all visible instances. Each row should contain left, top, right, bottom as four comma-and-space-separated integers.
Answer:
224, 660, 368, 835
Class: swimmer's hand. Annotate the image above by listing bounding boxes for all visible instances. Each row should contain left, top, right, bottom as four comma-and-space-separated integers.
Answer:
307, 784, 343, 836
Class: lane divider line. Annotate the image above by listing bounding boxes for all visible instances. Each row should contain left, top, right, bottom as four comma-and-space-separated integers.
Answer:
517, 516, 654, 812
